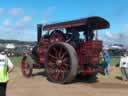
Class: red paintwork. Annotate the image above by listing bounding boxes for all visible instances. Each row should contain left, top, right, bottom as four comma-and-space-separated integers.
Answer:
36, 33, 65, 64
77, 40, 102, 64
77, 40, 102, 75
31, 16, 109, 76
35, 39, 102, 75
37, 38, 49, 64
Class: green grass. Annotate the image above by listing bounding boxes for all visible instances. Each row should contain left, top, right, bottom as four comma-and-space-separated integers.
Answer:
110, 56, 120, 66
9, 56, 22, 66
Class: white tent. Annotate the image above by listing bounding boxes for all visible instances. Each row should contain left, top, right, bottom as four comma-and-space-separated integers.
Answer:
6, 43, 15, 49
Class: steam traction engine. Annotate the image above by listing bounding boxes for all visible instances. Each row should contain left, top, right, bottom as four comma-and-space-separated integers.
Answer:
21, 16, 110, 83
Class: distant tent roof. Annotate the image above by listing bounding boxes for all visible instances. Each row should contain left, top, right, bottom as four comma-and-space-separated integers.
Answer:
6, 44, 15, 49
43, 16, 110, 31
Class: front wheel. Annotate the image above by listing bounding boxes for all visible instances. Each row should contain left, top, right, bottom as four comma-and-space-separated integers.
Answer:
45, 42, 78, 84
21, 54, 33, 77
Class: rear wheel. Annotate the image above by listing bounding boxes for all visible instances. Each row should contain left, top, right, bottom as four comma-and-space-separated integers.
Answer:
21, 54, 33, 77
45, 42, 78, 83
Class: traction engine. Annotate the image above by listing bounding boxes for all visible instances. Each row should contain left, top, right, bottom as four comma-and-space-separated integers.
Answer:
21, 16, 110, 83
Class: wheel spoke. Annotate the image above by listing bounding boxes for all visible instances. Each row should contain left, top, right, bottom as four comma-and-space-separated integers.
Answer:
58, 47, 63, 57
50, 70, 59, 80
53, 47, 58, 57
48, 62, 55, 65
47, 64, 54, 69
48, 66, 55, 73
23, 60, 27, 67
26, 63, 29, 69
60, 51, 68, 59
60, 66, 65, 70
63, 63, 70, 68
48, 53, 57, 59
49, 58, 56, 63
63, 57, 69, 63
58, 71, 64, 80
23, 61, 27, 69
22, 63, 25, 69
48, 62, 56, 69
54, 70, 61, 80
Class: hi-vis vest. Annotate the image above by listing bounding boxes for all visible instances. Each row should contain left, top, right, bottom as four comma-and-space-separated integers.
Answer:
0, 55, 9, 83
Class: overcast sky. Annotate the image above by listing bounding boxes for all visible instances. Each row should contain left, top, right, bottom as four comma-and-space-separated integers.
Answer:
0, 0, 128, 46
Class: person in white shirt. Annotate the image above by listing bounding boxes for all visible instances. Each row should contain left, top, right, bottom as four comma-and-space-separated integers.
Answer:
120, 52, 128, 81
0, 51, 14, 96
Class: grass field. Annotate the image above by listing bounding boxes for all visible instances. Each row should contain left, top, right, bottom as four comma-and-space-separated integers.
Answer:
9, 56, 22, 66
110, 56, 120, 66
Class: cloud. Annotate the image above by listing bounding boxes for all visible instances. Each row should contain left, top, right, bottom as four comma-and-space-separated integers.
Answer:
0, 15, 33, 41
101, 26, 128, 47
104, 31, 113, 39
0, 6, 57, 41
40, 6, 56, 25
9, 8, 24, 17
0, 25, 12, 34
0, 8, 4, 16
41, 20, 48, 24
14, 16, 32, 29
0, 26, 3, 32
0, 7, 36, 41
123, 24, 128, 32
3, 19, 11, 26
102, 31, 117, 45
42, 6, 56, 19
113, 4, 127, 21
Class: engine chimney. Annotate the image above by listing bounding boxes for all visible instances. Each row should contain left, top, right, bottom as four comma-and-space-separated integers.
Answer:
37, 24, 42, 43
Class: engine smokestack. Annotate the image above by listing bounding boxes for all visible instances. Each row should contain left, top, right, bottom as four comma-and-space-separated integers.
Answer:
37, 24, 42, 43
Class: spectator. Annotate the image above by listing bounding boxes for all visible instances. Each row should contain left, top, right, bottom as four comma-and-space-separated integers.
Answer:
103, 49, 110, 77
0, 51, 14, 96
120, 52, 128, 81
98, 51, 106, 75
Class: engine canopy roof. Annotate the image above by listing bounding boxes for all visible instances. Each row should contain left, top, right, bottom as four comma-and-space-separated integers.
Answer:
43, 16, 110, 31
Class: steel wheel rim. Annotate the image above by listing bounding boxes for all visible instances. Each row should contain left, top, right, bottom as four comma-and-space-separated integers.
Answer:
47, 45, 71, 81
